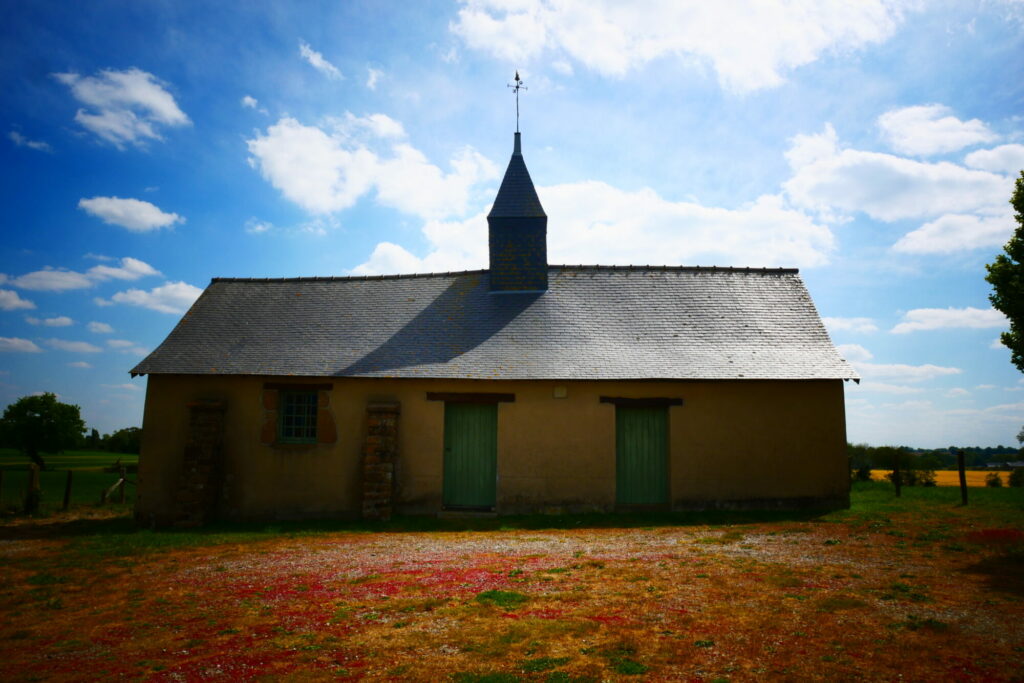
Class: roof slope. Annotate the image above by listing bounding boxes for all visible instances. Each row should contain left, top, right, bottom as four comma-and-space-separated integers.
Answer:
131, 266, 858, 381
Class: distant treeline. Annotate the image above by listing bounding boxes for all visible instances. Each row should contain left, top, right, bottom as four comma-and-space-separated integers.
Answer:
848, 443, 1022, 471
81, 427, 141, 455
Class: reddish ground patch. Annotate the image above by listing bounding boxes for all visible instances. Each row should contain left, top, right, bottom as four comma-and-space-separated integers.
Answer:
965, 528, 1024, 545
1, 509, 1023, 681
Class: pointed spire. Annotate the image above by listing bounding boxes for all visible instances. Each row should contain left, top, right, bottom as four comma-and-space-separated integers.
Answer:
488, 132, 545, 218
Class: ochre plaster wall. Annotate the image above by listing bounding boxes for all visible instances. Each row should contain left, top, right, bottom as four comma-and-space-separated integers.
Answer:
136, 375, 849, 522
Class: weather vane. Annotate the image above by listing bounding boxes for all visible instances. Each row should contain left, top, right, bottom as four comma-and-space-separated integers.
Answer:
507, 70, 527, 133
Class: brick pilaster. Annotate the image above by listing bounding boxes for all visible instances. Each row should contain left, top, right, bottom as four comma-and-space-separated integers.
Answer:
361, 401, 400, 520
174, 401, 226, 527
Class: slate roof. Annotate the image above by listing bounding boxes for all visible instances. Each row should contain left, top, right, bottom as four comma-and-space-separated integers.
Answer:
131, 266, 858, 382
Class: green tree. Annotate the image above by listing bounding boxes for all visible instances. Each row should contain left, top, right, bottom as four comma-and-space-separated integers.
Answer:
985, 170, 1024, 372
0, 393, 86, 470
104, 427, 142, 454
1009, 468, 1024, 487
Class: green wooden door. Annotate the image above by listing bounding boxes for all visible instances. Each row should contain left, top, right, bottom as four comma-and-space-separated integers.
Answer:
443, 402, 498, 509
616, 406, 669, 505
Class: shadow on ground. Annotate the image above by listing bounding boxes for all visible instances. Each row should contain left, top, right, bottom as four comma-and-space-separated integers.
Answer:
960, 550, 1024, 597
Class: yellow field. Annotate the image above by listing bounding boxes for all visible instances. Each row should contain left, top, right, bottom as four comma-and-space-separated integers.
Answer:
870, 469, 1008, 487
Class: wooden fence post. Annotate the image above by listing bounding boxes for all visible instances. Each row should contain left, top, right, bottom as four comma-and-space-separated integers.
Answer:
956, 448, 968, 506
24, 464, 41, 514
101, 476, 123, 505
118, 466, 126, 504
62, 470, 73, 511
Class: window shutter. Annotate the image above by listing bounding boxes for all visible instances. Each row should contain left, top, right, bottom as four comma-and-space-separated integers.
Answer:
316, 390, 337, 444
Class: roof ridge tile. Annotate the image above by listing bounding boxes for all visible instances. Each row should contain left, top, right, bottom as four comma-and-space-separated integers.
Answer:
210, 264, 799, 284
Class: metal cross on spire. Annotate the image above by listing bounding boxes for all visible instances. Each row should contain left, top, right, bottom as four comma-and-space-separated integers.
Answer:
507, 70, 527, 133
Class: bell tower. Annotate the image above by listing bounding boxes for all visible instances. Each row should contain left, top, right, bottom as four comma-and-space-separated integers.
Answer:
487, 73, 548, 293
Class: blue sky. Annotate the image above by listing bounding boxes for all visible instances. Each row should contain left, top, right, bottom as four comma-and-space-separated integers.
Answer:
1, 0, 1022, 447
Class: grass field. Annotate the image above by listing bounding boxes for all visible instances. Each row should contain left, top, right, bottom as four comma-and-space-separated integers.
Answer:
871, 469, 1018, 487
0, 482, 1021, 681
0, 449, 138, 514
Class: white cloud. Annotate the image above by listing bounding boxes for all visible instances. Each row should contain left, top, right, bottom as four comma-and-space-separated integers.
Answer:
451, 1, 909, 93
102, 383, 140, 391
975, 384, 996, 390
376, 144, 497, 218
352, 113, 406, 139
107, 339, 150, 356
785, 123, 839, 169
891, 307, 1008, 334
25, 316, 73, 327
985, 401, 1024, 413
0, 289, 35, 310
245, 218, 273, 234
10, 268, 93, 291
785, 126, 1012, 221
87, 321, 114, 334
944, 388, 970, 398
849, 381, 924, 395
853, 361, 962, 383
87, 257, 161, 281
822, 316, 878, 333
877, 104, 997, 156
836, 343, 873, 362
353, 183, 836, 275
892, 213, 1013, 254
247, 115, 498, 219
118, 345, 148, 357
9, 258, 160, 291
366, 67, 383, 90
0, 337, 42, 353
879, 399, 933, 411
45, 338, 102, 353
352, 242, 432, 275
247, 117, 375, 214
842, 348, 961, 398
299, 40, 343, 80
78, 196, 183, 232
991, 337, 1005, 349
98, 281, 203, 314
241, 95, 258, 108
67, 361, 92, 368
54, 68, 190, 148
964, 144, 1024, 175
9, 131, 52, 152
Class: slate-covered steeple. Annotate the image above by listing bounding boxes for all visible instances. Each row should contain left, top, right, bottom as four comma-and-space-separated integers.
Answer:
488, 132, 548, 292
